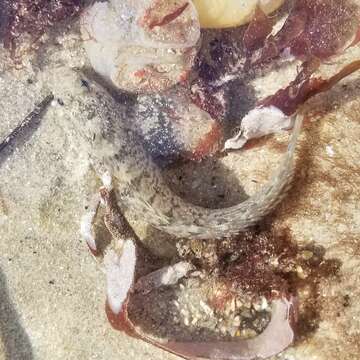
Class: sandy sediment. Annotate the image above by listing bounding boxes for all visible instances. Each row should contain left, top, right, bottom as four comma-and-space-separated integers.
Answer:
0, 8, 359, 360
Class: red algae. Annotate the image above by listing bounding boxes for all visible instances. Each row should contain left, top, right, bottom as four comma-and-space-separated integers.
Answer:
243, 6, 274, 53
261, 60, 360, 116
147, 2, 190, 30
190, 123, 223, 161
2, 0, 84, 55
249, 0, 358, 66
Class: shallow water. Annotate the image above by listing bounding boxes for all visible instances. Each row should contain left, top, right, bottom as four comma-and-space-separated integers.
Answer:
0, 2, 360, 359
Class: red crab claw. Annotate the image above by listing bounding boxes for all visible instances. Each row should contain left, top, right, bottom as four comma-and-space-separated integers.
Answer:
103, 238, 298, 360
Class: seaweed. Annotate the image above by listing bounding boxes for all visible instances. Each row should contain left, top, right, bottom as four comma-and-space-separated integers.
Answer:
0, 0, 86, 55
249, 0, 359, 66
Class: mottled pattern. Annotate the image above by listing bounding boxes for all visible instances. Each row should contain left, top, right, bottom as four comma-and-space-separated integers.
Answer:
67, 72, 302, 240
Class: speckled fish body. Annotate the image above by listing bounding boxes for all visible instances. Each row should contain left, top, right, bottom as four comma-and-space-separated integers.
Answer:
67, 72, 301, 240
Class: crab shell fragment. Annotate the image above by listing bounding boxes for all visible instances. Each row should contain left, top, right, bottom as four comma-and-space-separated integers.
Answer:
103, 238, 298, 360
80, 0, 201, 93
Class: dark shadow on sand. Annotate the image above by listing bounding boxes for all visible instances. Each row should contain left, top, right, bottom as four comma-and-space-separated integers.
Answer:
0, 267, 34, 360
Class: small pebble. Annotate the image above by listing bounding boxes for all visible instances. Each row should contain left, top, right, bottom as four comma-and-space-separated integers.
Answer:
241, 329, 257, 338
296, 265, 307, 279
233, 316, 241, 327
191, 317, 199, 325
301, 250, 314, 260
200, 300, 213, 316
326, 145, 335, 157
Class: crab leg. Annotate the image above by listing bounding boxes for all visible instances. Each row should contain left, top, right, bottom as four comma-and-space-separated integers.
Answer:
80, 175, 138, 313
81, 173, 194, 316
80, 194, 101, 255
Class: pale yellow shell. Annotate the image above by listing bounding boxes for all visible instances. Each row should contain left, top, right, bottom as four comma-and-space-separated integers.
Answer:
193, 0, 285, 28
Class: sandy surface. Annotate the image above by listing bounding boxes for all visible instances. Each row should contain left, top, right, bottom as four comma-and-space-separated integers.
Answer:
0, 9, 360, 360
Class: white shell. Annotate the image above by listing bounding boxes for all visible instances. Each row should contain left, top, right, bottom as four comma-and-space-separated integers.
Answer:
105, 241, 136, 315
193, 0, 285, 28
224, 106, 294, 150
